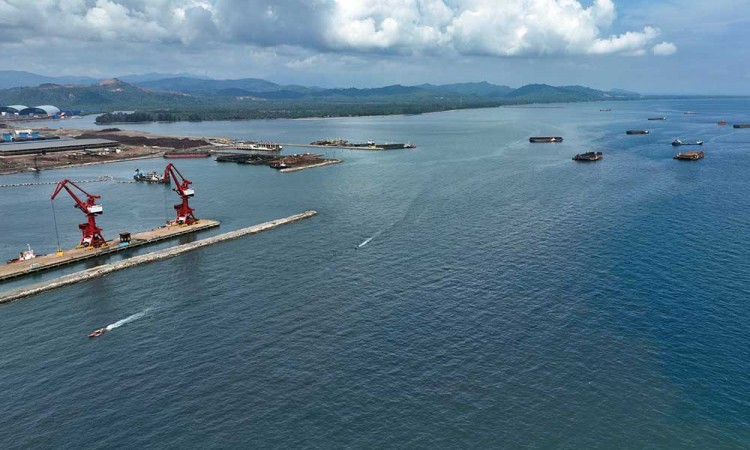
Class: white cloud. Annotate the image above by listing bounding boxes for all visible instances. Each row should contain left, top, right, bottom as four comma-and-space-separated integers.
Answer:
0, 0, 674, 57
652, 41, 677, 56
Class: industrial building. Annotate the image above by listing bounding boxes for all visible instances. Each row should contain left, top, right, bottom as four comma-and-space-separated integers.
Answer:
0, 138, 118, 156
0, 104, 62, 118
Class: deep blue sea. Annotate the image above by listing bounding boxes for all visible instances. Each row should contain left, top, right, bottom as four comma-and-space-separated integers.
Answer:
2, 99, 750, 448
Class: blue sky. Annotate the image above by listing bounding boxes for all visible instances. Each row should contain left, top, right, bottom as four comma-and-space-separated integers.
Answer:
0, 0, 747, 94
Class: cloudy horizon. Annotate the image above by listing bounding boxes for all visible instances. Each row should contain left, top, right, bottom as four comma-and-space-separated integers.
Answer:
0, 0, 747, 94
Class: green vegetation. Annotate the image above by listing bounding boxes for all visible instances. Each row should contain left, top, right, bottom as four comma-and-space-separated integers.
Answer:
1, 78, 647, 123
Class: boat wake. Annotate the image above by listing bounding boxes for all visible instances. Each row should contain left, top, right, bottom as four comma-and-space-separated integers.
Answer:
106, 308, 151, 331
358, 237, 374, 248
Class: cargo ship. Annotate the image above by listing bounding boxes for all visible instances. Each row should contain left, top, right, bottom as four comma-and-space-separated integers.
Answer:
672, 139, 703, 146
648, 117, 667, 120
626, 130, 649, 135
734, 124, 750, 129
572, 152, 602, 162
674, 151, 704, 160
529, 137, 563, 143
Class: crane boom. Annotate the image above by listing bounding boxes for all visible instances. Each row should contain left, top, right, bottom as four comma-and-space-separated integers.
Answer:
164, 163, 197, 225
50, 179, 107, 248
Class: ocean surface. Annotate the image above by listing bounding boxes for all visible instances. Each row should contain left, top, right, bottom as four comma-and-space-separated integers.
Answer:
2, 98, 750, 448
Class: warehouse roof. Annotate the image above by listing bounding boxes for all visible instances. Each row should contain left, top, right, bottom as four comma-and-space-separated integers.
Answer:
0, 138, 118, 155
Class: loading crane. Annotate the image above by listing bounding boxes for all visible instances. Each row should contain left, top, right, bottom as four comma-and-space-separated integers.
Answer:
164, 163, 197, 225
50, 179, 107, 248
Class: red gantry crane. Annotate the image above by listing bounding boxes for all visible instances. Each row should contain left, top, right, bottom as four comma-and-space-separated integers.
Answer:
164, 163, 197, 225
50, 179, 107, 248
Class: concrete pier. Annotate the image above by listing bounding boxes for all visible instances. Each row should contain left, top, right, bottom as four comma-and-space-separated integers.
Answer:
0, 220, 220, 283
0, 211, 317, 304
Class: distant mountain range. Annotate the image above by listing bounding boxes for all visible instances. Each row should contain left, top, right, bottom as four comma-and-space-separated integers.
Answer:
0, 70, 644, 120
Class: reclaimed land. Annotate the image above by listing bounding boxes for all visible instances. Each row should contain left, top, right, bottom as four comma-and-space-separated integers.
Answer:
0, 211, 317, 305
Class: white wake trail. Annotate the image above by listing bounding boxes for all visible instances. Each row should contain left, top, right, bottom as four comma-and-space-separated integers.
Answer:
106, 308, 151, 331
358, 237, 374, 248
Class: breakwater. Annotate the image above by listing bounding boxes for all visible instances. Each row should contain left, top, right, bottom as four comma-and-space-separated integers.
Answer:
0, 211, 317, 304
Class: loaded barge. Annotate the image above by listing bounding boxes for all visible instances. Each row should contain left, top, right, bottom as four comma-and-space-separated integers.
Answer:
529, 137, 563, 143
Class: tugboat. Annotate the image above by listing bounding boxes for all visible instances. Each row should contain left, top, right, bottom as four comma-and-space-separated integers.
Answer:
572, 152, 603, 162
133, 169, 169, 184
88, 328, 107, 338
718, 121, 728, 126
6, 244, 37, 264
672, 139, 703, 146
674, 151, 704, 161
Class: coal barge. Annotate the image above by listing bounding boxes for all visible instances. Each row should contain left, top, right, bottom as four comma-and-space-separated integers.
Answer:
529, 137, 563, 143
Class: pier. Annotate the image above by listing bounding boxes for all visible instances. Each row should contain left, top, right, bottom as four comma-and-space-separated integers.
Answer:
0, 220, 220, 283
0, 211, 317, 304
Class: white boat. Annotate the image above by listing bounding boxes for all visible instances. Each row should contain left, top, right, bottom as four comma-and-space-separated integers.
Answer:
7, 244, 36, 264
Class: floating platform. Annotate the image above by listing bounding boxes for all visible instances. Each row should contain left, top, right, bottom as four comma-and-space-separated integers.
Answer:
0, 220, 220, 283
0, 211, 317, 304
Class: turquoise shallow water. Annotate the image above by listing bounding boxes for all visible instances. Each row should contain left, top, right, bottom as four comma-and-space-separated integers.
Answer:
2, 99, 750, 448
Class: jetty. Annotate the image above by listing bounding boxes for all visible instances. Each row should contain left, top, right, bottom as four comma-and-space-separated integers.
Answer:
0, 211, 317, 304
0, 220, 220, 283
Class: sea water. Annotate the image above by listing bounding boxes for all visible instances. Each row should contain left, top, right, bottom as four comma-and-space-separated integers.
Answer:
1, 98, 750, 448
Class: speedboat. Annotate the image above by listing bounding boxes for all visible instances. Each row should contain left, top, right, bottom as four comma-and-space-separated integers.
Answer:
88, 328, 107, 338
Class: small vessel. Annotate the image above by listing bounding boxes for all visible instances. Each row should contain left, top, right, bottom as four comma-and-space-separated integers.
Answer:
6, 244, 36, 264
734, 124, 750, 129
88, 328, 107, 338
674, 151, 704, 161
529, 136, 563, 143
270, 161, 288, 170
163, 152, 211, 158
648, 117, 667, 120
133, 169, 168, 184
672, 139, 703, 146
718, 121, 728, 126
572, 151, 603, 162
626, 130, 649, 135
684, 111, 697, 115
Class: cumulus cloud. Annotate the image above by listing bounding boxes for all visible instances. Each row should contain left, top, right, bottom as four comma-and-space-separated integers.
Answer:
652, 41, 677, 56
0, 0, 675, 57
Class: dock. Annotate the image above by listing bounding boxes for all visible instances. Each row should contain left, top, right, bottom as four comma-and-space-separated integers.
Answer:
0, 211, 317, 304
0, 220, 220, 283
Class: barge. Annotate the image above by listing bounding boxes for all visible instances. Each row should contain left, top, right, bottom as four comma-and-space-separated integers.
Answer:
674, 151, 704, 161
572, 152, 603, 162
529, 137, 563, 143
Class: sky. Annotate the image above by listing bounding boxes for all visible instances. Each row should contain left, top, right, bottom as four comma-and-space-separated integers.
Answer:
0, 0, 747, 94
